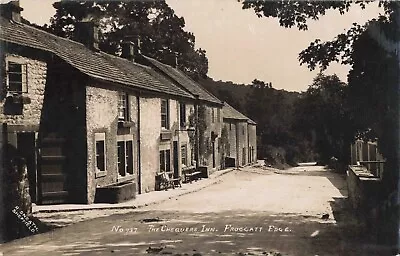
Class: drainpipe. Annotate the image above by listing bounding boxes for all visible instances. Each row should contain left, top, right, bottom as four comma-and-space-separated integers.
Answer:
136, 95, 142, 194
247, 123, 250, 164
194, 95, 200, 170
235, 122, 240, 168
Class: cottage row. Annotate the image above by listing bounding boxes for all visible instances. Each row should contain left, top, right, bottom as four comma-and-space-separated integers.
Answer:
0, 2, 257, 205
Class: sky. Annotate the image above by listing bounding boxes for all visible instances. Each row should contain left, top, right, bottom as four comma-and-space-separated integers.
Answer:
15, 0, 382, 92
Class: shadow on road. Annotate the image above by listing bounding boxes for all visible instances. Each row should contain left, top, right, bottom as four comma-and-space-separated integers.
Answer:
2, 208, 394, 256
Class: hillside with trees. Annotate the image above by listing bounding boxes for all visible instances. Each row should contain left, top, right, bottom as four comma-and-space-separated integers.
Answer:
200, 77, 316, 167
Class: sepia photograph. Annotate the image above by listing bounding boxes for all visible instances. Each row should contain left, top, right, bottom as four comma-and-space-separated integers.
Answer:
0, 0, 399, 255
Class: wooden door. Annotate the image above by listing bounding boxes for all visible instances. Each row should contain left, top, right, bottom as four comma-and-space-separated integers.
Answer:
37, 136, 69, 204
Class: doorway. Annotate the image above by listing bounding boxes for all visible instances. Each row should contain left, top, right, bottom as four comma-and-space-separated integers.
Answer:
17, 133, 37, 203
173, 141, 179, 178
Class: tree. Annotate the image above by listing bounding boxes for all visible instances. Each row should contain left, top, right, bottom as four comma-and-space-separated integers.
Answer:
240, 0, 399, 245
251, 79, 272, 89
47, 1, 208, 80
294, 73, 352, 167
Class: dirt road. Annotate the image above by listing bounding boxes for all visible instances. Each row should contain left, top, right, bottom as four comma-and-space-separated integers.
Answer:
0, 165, 387, 255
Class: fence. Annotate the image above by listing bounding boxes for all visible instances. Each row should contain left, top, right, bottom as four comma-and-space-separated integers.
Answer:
350, 139, 385, 178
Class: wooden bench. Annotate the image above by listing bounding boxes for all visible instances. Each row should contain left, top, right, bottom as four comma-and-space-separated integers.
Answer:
155, 172, 181, 191
182, 166, 202, 183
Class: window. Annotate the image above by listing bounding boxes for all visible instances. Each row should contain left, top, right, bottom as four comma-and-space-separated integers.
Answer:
95, 133, 106, 174
217, 108, 221, 122
7, 61, 27, 93
179, 102, 186, 127
229, 123, 232, 131
181, 145, 187, 166
242, 126, 245, 135
118, 92, 129, 121
117, 137, 134, 177
211, 108, 215, 123
161, 99, 169, 129
159, 149, 171, 172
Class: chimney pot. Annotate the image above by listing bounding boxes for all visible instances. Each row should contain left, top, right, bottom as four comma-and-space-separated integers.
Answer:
0, 1, 23, 23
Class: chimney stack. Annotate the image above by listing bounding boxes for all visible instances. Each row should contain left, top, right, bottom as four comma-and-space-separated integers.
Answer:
0, 1, 23, 23
121, 36, 142, 62
174, 52, 179, 69
74, 21, 100, 51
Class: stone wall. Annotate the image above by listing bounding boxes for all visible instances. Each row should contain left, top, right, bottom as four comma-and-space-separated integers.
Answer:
86, 84, 139, 203
200, 105, 222, 173
236, 121, 248, 166
139, 97, 161, 193
224, 121, 237, 162
347, 165, 381, 218
248, 124, 257, 163
0, 54, 46, 126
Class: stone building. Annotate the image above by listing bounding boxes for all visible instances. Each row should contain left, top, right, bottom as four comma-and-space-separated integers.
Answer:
222, 103, 257, 167
134, 53, 224, 176
0, 1, 257, 210
0, 2, 195, 204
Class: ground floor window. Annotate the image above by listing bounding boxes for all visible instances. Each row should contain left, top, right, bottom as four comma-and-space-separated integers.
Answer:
181, 145, 187, 166
95, 133, 106, 173
160, 149, 171, 172
117, 137, 134, 177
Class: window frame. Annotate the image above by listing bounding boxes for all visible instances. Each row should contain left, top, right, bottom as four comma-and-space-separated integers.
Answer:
159, 149, 171, 172
95, 133, 107, 178
6, 60, 28, 94
118, 92, 130, 121
117, 135, 134, 180
181, 144, 187, 166
161, 99, 170, 129
179, 102, 186, 128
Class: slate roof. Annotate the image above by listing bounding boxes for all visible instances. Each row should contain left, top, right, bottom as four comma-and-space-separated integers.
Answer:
223, 103, 256, 124
248, 119, 257, 125
0, 17, 193, 99
142, 56, 222, 105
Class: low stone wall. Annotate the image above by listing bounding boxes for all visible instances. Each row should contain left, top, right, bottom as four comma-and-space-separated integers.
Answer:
347, 165, 381, 219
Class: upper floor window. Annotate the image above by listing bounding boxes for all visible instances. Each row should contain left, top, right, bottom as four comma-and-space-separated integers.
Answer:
161, 99, 169, 129
7, 61, 27, 93
118, 92, 129, 121
179, 102, 186, 128
211, 108, 215, 123
217, 108, 221, 122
